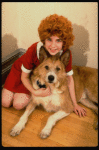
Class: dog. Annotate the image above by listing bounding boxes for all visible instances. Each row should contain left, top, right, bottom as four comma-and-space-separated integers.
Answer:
10, 46, 98, 138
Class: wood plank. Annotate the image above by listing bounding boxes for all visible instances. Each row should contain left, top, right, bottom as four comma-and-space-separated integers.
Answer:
2, 105, 98, 147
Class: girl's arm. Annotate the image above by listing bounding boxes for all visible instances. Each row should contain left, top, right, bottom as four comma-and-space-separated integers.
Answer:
67, 75, 86, 117
21, 71, 51, 97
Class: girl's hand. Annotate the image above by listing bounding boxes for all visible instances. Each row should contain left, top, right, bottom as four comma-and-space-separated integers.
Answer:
73, 104, 86, 117
33, 86, 51, 97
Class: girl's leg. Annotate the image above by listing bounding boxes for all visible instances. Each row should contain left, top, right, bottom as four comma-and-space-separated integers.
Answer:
13, 93, 31, 110
2, 88, 14, 108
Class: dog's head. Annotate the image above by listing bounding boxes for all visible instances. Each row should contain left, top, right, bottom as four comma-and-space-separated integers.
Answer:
33, 46, 70, 86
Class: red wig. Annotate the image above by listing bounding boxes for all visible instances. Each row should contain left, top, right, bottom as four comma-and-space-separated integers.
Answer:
38, 14, 75, 51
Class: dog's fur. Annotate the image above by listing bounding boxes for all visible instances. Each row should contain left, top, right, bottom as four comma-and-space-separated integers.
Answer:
10, 47, 98, 138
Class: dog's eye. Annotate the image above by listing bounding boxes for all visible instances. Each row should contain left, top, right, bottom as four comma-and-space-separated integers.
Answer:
45, 65, 49, 70
56, 67, 60, 71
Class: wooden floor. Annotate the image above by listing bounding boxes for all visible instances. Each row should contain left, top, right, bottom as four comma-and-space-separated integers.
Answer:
2, 103, 98, 147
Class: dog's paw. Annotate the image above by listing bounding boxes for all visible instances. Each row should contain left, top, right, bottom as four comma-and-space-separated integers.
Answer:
40, 128, 51, 139
10, 123, 25, 137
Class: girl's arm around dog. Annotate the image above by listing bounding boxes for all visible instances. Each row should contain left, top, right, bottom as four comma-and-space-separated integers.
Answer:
21, 71, 51, 97
67, 75, 86, 117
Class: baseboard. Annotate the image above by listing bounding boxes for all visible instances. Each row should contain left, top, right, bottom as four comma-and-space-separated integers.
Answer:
2, 49, 26, 87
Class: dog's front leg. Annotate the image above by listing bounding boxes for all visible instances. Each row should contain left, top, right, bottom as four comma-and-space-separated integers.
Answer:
40, 110, 70, 139
10, 100, 36, 136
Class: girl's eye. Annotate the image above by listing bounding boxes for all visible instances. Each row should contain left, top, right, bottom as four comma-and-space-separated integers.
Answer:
56, 67, 60, 71
47, 38, 51, 41
45, 65, 49, 70
57, 39, 62, 42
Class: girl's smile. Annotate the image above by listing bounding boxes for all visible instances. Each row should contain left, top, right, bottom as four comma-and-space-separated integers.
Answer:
44, 36, 63, 55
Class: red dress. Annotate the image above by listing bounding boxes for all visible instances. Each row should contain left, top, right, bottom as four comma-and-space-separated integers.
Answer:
4, 42, 73, 95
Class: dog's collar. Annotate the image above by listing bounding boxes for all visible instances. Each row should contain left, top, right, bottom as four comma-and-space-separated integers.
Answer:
37, 80, 46, 88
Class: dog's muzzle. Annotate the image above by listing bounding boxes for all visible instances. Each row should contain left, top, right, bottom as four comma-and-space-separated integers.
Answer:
48, 75, 54, 83
46, 71, 57, 83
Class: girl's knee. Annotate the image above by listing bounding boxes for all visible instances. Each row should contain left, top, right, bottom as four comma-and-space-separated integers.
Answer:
2, 88, 14, 108
13, 101, 24, 110
13, 93, 31, 110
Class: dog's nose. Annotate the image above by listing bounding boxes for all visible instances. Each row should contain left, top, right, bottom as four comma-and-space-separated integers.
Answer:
48, 75, 54, 83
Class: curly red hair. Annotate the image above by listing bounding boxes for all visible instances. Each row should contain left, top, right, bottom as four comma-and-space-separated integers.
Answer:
38, 14, 75, 51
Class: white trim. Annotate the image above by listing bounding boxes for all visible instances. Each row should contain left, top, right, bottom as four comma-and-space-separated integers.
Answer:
66, 69, 73, 76
59, 49, 63, 55
21, 64, 32, 73
37, 42, 43, 59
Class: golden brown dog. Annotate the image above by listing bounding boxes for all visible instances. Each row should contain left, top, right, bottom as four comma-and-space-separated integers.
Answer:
10, 47, 98, 138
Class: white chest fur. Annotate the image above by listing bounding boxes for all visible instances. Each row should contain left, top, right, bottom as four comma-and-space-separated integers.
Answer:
32, 89, 61, 112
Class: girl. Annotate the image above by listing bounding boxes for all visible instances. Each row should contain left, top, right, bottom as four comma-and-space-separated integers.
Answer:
2, 14, 86, 117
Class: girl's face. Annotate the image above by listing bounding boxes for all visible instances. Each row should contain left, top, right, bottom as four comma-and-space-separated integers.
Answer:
44, 36, 63, 55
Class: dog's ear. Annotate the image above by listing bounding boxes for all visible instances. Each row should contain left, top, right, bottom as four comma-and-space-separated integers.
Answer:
54, 52, 61, 60
39, 46, 50, 63
60, 49, 70, 66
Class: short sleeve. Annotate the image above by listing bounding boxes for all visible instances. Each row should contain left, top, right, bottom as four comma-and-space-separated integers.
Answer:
21, 42, 38, 73
65, 50, 73, 76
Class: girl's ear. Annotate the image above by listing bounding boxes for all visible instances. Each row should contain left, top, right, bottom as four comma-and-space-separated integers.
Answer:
39, 46, 50, 63
60, 49, 70, 66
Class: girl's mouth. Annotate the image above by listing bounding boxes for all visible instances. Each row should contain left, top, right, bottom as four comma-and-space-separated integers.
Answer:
50, 49, 57, 53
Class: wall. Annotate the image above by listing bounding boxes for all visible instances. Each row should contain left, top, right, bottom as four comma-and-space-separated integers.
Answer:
2, 3, 19, 58
2, 2, 98, 68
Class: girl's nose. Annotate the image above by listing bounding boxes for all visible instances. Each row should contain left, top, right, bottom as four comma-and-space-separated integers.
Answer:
51, 41, 56, 48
